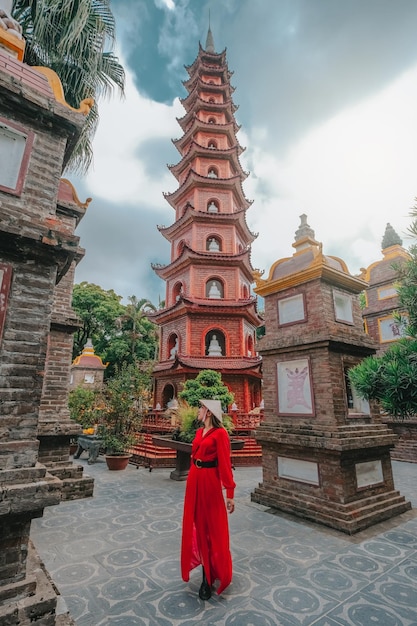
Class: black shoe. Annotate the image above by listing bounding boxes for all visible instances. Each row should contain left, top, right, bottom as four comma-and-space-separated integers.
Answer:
198, 579, 212, 600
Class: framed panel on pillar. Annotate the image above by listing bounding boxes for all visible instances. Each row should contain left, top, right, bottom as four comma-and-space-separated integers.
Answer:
276, 357, 315, 417
0, 264, 12, 342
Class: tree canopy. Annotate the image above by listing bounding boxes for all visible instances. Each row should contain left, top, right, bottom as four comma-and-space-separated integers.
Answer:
349, 338, 417, 419
12, 0, 125, 173
179, 370, 234, 410
72, 282, 158, 376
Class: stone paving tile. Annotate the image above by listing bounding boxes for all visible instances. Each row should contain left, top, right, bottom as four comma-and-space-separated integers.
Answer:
31, 460, 417, 625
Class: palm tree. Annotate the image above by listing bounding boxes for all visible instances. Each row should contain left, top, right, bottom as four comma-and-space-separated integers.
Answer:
12, 0, 125, 173
122, 297, 157, 358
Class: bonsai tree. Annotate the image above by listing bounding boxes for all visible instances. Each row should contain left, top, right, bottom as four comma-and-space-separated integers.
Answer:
97, 362, 151, 454
179, 369, 234, 409
174, 370, 235, 442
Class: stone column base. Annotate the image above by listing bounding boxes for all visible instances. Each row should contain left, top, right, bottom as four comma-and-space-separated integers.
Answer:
0, 541, 75, 625
252, 424, 412, 534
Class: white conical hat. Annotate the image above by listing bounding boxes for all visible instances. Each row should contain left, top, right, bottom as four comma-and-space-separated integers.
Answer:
200, 399, 223, 422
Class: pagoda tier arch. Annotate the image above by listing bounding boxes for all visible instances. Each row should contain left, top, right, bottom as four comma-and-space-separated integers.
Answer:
206, 234, 223, 251
182, 75, 235, 101
157, 205, 257, 245
185, 44, 228, 76
168, 141, 248, 182
163, 169, 252, 211
152, 243, 255, 284
177, 98, 239, 132
205, 276, 225, 298
179, 91, 239, 115
161, 382, 176, 407
173, 117, 244, 155
203, 325, 229, 356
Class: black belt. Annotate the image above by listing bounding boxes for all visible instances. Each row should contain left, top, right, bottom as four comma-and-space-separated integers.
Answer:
193, 458, 218, 468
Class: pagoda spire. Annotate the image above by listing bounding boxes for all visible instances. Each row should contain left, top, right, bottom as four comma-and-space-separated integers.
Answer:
382, 222, 403, 250
205, 14, 215, 53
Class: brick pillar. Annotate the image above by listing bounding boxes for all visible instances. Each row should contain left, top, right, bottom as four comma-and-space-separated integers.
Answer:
38, 266, 94, 501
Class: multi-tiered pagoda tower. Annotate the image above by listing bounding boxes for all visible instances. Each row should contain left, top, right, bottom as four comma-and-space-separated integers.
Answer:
151, 28, 262, 413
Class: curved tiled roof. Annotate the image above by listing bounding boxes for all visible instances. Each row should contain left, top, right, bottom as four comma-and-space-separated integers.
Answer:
173, 117, 244, 156
153, 354, 262, 374
152, 241, 254, 281
168, 140, 248, 182
163, 168, 252, 211
72, 340, 107, 370
157, 203, 257, 243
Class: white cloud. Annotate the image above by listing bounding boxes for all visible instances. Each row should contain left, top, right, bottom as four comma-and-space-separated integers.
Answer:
247, 63, 417, 277
77, 44, 417, 302
85, 68, 181, 206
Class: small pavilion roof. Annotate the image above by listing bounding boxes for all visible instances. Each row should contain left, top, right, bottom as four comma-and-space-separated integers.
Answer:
72, 339, 107, 370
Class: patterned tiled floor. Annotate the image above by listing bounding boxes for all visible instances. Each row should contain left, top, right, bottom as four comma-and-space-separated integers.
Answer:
31, 460, 417, 625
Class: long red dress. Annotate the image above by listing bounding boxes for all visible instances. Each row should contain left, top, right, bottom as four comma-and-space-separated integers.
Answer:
181, 426, 236, 595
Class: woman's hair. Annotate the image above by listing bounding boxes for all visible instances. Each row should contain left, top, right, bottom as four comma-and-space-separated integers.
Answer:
209, 413, 223, 429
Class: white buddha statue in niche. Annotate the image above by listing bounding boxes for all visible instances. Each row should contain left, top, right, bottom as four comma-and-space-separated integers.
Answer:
208, 281, 221, 299
169, 336, 179, 359
208, 334, 222, 356
208, 238, 220, 251
208, 201, 218, 213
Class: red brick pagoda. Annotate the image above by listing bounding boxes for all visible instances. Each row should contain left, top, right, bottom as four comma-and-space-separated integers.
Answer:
150, 27, 262, 412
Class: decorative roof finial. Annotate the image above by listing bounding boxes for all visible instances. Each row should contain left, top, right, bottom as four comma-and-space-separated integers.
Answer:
295, 214, 316, 242
381, 222, 402, 249
205, 10, 215, 53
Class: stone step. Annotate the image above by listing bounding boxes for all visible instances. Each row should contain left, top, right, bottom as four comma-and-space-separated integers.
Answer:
61, 476, 94, 501
251, 486, 411, 533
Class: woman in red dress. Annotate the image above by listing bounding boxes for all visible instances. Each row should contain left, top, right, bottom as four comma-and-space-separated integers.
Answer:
181, 399, 235, 600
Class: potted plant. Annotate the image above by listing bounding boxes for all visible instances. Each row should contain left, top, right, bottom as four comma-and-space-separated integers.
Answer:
97, 362, 150, 470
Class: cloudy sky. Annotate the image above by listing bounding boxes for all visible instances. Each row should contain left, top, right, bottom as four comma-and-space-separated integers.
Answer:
73, 0, 417, 304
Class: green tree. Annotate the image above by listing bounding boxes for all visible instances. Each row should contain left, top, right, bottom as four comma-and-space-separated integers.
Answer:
349, 339, 417, 419
121, 296, 157, 359
394, 201, 417, 338
179, 370, 234, 410
71, 283, 159, 376
72, 282, 124, 360
12, 0, 125, 173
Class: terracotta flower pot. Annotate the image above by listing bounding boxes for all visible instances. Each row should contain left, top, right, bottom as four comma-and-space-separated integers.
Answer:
105, 454, 131, 471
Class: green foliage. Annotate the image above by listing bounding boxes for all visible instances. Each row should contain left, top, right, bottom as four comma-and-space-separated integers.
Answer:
172, 400, 234, 443
12, 0, 125, 173
97, 362, 151, 454
172, 402, 199, 443
392, 199, 417, 338
178, 369, 234, 410
68, 386, 101, 428
349, 202, 417, 420
349, 338, 417, 419
71, 283, 158, 377
395, 249, 417, 339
